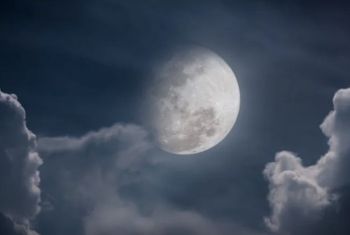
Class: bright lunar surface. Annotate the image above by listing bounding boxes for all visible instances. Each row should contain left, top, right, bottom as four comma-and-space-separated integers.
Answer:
147, 47, 240, 155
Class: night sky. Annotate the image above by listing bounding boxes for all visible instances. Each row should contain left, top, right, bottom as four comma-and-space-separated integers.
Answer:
1, 1, 350, 235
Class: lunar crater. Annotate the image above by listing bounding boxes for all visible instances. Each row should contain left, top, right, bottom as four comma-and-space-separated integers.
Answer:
154, 90, 218, 153
146, 47, 240, 155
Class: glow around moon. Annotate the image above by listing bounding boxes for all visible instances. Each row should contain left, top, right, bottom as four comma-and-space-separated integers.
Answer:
146, 47, 240, 155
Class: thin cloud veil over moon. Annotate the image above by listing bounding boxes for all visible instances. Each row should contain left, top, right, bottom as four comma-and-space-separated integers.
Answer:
145, 47, 240, 155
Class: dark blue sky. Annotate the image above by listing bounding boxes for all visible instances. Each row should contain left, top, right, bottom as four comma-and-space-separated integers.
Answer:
1, 1, 350, 235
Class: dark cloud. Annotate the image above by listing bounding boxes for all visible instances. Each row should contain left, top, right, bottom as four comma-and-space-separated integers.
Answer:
37, 123, 266, 235
264, 88, 350, 234
1, 1, 350, 235
0, 213, 29, 235
0, 90, 42, 234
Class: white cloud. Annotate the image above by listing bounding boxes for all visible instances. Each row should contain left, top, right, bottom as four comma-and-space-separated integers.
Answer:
264, 88, 350, 234
264, 151, 333, 233
0, 90, 42, 235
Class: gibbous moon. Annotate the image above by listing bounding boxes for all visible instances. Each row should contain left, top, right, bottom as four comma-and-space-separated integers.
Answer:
146, 47, 240, 155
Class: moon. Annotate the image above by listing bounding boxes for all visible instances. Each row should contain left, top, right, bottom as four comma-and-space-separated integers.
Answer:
146, 47, 240, 155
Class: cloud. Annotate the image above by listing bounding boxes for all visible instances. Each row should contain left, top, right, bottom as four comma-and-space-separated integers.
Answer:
263, 151, 332, 233
38, 124, 151, 171
264, 88, 350, 234
84, 202, 261, 235
0, 212, 41, 235
0, 90, 42, 235
38, 123, 265, 235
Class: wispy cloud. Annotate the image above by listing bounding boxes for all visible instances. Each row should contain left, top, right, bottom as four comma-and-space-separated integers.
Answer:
38, 123, 265, 235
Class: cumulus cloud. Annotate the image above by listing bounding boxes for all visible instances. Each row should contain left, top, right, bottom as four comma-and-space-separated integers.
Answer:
38, 123, 265, 235
264, 88, 350, 234
263, 151, 333, 233
0, 90, 42, 235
